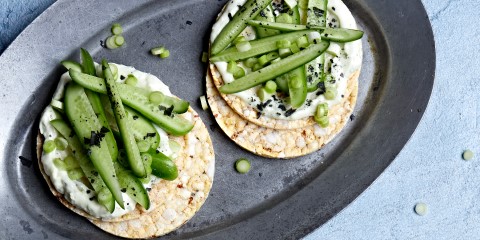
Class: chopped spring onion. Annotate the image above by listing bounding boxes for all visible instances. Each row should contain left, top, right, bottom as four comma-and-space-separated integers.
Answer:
289, 75, 302, 89
324, 87, 337, 100
140, 175, 152, 184
53, 158, 67, 170
276, 13, 293, 24
50, 99, 64, 113
199, 95, 209, 110
159, 50, 170, 58
258, 55, 270, 66
244, 57, 258, 68
264, 80, 277, 94
315, 103, 328, 118
296, 36, 309, 48
236, 41, 252, 52
257, 87, 271, 101
43, 140, 56, 153
111, 23, 123, 35
279, 48, 292, 58
137, 140, 151, 153
307, 32, 322, 43
233, 36, 247, 44
267, 52, 279, 61
124, 74, 138, 86
110, 64, 118, 79
316, 115, 329, 128
64, 155, 80, 170
276, 39, 291, 49
233, 67, 245, 78
235, 158, 251, 174
201, 52, 208, 63
106, 36, 119, 49
463, 150, 474, 161
67, 168, 84, 180
114, 35, 125, 46
290, 42, 300, 53
149, 91, 165, 104
227, 61, 239, 73
252, 63, 263, 71
271, 57, 281, 64
414, 203, 428, 216
54, 137, 68, 151
151, 46, 166, 55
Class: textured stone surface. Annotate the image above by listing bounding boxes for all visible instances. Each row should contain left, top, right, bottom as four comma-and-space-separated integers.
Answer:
0, 0, 477, 239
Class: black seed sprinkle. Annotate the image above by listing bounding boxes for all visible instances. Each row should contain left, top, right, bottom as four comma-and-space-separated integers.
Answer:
186, 20, 192, 25
350, 114, 355, 121
133, 115, 139, 120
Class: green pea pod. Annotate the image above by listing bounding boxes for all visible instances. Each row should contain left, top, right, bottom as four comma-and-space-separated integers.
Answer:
148, 150, 178, 181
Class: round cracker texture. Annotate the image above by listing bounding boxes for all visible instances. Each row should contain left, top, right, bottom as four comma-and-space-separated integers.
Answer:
209, 64, 317, 130
90, 109, 215, 239
207, 69, 358, 158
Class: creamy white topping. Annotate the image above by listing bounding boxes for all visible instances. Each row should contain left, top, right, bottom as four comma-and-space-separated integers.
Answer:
211, 0, 362, 120
39, 63, 176, 219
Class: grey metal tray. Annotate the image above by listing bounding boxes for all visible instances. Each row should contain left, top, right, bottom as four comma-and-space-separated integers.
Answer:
0, 0, 434, 239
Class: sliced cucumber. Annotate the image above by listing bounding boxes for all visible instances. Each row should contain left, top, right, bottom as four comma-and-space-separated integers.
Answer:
254, 5, 280, 38
321, 27, 364, 43
102, 60, 146, 178
50, 119, 115, 213
307, 0, 328, 27
61, 60, 82, 72
306, 54, 324, 92
220, 40, 330, 94
63, 83, 124, 209
210, 30, 317, 62
114, 162, 150, 210
69, 70, 194, 136
275, 74, 289, 94
211, 0, 273, 55
50, 99, 64, 113
305, 0, 327, 93
125, 106, 160, 151
85, 89, 118, 161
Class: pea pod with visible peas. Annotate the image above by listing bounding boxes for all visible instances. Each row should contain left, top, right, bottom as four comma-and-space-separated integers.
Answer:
220, 40, 330, 94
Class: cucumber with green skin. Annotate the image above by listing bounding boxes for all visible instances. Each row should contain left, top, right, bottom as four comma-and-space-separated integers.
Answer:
69, 70, 194, 136
102, 60, 146, 178
255, 5, 280, 38
125, 106, 160, 151
50, 119, 116, 213
61, 60, 82, 72
211, 0, 273, 55
80, 48, 96, 76
288, 67, 307, 108
69, 70, 189, 114
64, 82, 124, 208
306, 0, 327, 92
220, 40, 330, 94
114, 162, 150, 210
210, 30, 316, 62
85, 89, 118, 161
307, 0, 328, 27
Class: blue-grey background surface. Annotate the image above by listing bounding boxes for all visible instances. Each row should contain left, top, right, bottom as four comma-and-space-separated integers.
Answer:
0, 0, 477, 239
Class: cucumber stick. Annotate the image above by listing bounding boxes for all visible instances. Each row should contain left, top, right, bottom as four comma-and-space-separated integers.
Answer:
61, 60, 82, 72
254, 5, 280, 38
114, 162, 150, 210
102, 60, 146, 178
306, 0, 327, 92
85, 90, 118, 161
125, 106, 160, 151
211, 0, 273, 55
69, 70, 194, 136
64, 82, 124, 208
80, 48, 96, 76
307, 0, 328, 27
50, 119, 116, 213
69, 71, 188, 114
148, 150, 178, 181
288, 67, 307, 108
220, 41, 330, 94
211, 30, 316, 62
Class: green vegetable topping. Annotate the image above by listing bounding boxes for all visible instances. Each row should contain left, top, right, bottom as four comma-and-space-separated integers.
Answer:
114, 35, 125, 46
151, 46, 166, 56
235, 158, 251, 174
67, 168, 84, 180
463, 150, 474, 161
111, 23, 123, 35
124, 74, 138, 86
244, 57, 258, 68
149, 91, 165, 104
200, 95, 209, 110
54, 137, 68, 151
53, 158, 67, 170
264, 80, 277, 94
324, 86, 337, 100
314, 103, 329, 128
277, 40, 291, 49
276, 13, 293, 24
43, 140, 56, 153
201, 52, 208, 63
160, 50, 170, 59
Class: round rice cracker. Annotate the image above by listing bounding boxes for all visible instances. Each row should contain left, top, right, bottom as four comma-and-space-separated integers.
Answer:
90, 109, 215, 239
37, 108, 215, 237
209, 64, 318, 130
206, 69, 358, 158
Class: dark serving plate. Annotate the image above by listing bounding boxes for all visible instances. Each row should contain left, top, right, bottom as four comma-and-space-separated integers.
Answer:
0, 0, 434, 239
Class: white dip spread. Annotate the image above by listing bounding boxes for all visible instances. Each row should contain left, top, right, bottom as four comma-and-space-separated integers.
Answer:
210, 0, 362, 120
